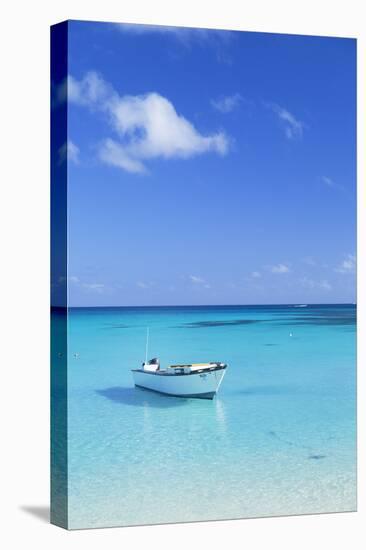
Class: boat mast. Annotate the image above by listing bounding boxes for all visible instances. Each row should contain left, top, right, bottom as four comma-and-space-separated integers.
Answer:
145, 327, 149, 364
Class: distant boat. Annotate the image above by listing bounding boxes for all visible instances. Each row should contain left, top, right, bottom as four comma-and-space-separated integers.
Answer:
294, 304, 308, 308
131, 329, 227, 399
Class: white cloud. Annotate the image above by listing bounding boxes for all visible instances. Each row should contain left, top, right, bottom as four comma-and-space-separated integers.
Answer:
67, 73, 111, 105
335, 254, 356, 273
82, 283, 105, 293
267, 103, 304, 139
300, 277, 332, 291
52, 79, 67, 107
116, 23, 233, 48
302, 256, 316, 266
188, 275, 211, 288
211, 93, 243, 113
189, 275, 205, 284
137, 281, 152, 289
99, 139, 146, 174
116, 23, 190, 38
67, 71, 229, 173
58, 275, 107, 293
322, 175, 335, 187
251, 271, 261, 278
58, 140, 80, 165
57, 275, 79, 284
271, 263, 290, 274
321, 175, 345, 191
119, 23, 174, 32
319, 280, 332, 291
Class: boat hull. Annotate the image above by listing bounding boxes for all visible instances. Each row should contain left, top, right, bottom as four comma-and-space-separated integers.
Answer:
132, 367, 226, 399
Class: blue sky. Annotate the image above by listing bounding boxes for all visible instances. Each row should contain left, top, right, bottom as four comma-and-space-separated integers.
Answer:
58, 21, 356, 306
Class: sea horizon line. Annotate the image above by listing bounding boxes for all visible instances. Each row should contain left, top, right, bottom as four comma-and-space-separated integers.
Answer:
52, 302, 357, 310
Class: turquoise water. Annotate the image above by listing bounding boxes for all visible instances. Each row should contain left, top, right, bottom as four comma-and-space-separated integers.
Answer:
62, 304, 356, 528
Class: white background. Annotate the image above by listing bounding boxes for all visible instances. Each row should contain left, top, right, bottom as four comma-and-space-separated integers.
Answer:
0, 0, 364, 548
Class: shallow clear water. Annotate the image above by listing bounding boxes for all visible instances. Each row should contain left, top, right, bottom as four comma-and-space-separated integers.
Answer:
61, 304, 356, 528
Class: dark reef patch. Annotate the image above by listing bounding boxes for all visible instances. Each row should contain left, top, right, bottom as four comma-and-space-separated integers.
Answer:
277, 314, 356, 327
177, 319, 263, 328
102, 324, 131, 329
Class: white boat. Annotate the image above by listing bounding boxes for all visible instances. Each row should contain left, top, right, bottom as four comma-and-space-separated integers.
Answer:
132, 359, 227, 399
131, 328, 227, 399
